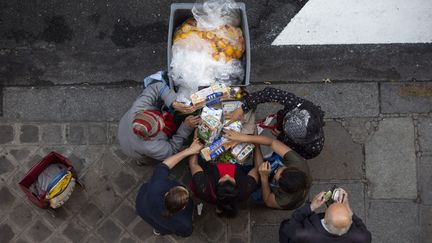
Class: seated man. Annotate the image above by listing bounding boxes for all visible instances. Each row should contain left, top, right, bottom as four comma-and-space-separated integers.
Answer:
118, 71, 200, 162
279, 188, 372, 243
135, 138, 203, 237
188, 132, 259, 218
226, 87, 325, 159
223, 130, 311, 210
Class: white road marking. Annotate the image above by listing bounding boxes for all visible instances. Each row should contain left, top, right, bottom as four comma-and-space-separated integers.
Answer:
272, 0, 432, 45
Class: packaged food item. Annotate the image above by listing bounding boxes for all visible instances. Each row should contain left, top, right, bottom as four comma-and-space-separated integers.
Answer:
223, 120, 242, 132
198, 115, 223, 144
217, 151, 237, 164
200, 137, 236, 161
231, 143, 255, 164
201, 106, 223, 121
222, 100, 242, 115
191, 83, 230, 108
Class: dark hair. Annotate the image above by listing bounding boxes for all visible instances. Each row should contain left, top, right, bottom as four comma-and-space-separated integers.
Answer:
162, 186, 189, 218
215, 180, 239, 218
278, 169, 308, 193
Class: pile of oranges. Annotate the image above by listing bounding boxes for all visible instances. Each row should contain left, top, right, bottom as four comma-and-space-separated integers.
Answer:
173, 17, 245, 62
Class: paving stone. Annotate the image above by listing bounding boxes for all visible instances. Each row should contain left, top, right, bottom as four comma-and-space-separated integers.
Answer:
248, 83, 379, 118
200, 215, 226, 242
83, 234, 105, 243
66, 124, 86, 144
418, 117, 432, 152
367, 201, 419, 243
251, 225, 280, 243
0, 186, 16, 215
41, 124, 63, 144
79, 202, 106, 228
42, 206, 71, 229
308, 182, 366, 219
19, 125, 39, 143
3, 86, 140, 121
228, 209, 249, 236
381, 82, 432, 114
9, 148, 31, 161
0, 223, 15, 243
108, 123, 119, 145
25, 153, 42, 170
229, 236, 247, 243
64, 185, 90, 213
0, 155, 15, 180
113, 202, 137, 227
46, 236, 72, 243
9, 202, 34, 228
131, 220, 154, 241
308, 121, 363, 180
94, 151, 122, 177
250, 204, 292, 226
113, 170, 138, 196
88, 124, 107, 145
26, 220, 53, 242
119, 233, 137, 243
420, 206, 432, 243
97, 219, 123, 242
365, 118, 417, 199
62, 218, 89, 242
112, 146, 129, 162
419, 156, 432, 205
92, 180, 122, 214
71, 145, 105, 174
68, 153, 87, 175
0, 125, 14, 144
15, 238, 30, 243
342, 118, 378, 144
41, 146, 73, 157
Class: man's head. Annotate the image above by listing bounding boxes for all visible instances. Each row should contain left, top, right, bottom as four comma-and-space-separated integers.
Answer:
162, 186, 189, 218
132, 110, 165, 139
216, 177, 239, 218
282, 101, 324, 144
275, 168, 308, 194
323, 203, 353, 236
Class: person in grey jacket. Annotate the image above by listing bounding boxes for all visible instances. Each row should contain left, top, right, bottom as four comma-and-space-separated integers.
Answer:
118, 71, 199, 162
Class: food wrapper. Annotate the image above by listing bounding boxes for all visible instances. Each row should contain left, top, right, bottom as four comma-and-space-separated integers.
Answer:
191, 83, 230, 108
231, 143, 255, 164
200, 137, 236, 161
223, 120, 242, 132
198, 115, 223, 144
201, 106, 223, 121
222, 100, 242, 115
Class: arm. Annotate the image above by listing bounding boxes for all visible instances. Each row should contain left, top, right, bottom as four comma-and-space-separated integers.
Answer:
131, 81, 176, 114
260, 173, 282, 209
189, 153, 203, 176
224, 131, 292, 158
163, 146, 198, 170
247, 144, 264, 182
242, 87, 304, 113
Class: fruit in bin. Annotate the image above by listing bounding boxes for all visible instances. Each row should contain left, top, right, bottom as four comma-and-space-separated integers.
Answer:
181, 24, 192, 33
206, 32, 215, 39
225, 45, 234, 56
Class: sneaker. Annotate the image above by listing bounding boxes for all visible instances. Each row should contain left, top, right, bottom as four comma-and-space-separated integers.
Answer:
153, 229, 161, 236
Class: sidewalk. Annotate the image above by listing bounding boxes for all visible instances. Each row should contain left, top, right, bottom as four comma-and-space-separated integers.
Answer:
1, 81, 431, 243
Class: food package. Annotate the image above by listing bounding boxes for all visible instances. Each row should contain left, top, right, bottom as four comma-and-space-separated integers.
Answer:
198, 115, 223, 144
222, 100, 242, 115
201, 106, 223, 121
191, 83, 230, 108
223, 120, 242, 132
231, 143, 255, 164
200, 137, 236, 161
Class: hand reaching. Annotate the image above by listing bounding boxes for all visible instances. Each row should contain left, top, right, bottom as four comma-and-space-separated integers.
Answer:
172, 101, 197, 114
223, 129, 249, 143
188, 138, 204, 154
310, 191, 326, 211
225, 107, 244, 125
184, 115, 201, 128
258, 162, 271, 177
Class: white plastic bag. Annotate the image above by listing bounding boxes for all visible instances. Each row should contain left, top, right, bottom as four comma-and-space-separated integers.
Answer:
192, 0, 240, 30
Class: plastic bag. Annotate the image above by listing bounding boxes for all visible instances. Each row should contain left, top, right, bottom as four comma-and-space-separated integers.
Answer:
192, 0, 240, 30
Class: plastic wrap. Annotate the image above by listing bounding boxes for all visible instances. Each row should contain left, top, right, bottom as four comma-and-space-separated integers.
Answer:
170, 0, 245, 102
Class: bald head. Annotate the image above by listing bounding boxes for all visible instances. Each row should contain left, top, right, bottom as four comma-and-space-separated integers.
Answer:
324, 203, 352, 235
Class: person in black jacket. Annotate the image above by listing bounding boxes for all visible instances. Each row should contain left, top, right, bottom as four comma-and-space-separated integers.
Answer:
226, 87, 325, 159
279, 188, 372, 243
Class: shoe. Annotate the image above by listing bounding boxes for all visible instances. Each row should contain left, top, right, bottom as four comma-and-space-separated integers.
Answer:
153, 229, 161, 236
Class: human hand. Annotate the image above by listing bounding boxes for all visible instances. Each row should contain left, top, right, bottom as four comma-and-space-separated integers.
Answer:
223, 129, 249, 143
188, 138, 204, 154
225, 107, 244, 125
258, 162, 271, 177
310, 191, 326, 212
337, 188, 353, 217
172, 101, 197, 114
184, 115, 201, 128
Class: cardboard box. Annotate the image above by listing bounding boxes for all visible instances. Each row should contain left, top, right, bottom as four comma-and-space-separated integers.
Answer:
231, 143, 255, 164
191, 83, 230, 108
198, 115, 223, 144
200, 137, 236, 161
